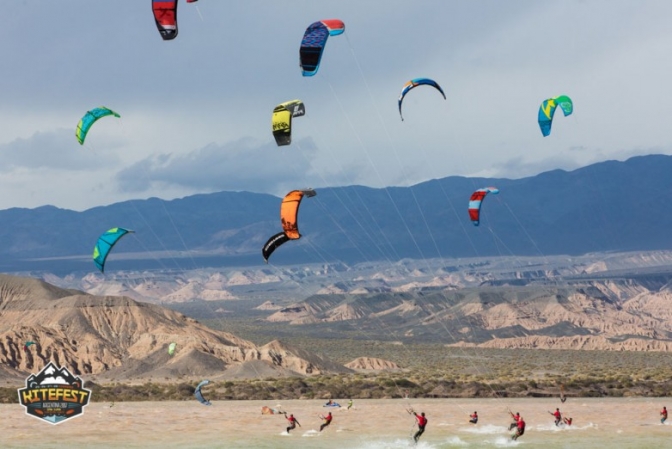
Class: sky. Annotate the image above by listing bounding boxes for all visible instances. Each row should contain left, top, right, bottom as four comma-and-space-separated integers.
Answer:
1, 0, 672, 211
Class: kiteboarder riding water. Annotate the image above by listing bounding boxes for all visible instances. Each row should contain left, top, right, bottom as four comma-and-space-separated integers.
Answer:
550, 408, 562, 426
284, 413, 301, 434
407, 409, 427, 443
508, 411, 520, 431
469, 411, 478, 424
319, 412, 332, 432
512, 415, 526, 440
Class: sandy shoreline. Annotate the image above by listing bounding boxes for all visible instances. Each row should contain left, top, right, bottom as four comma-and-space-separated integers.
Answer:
2, 397, 671, 448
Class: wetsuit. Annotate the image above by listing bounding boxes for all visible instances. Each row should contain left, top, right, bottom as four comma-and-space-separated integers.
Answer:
413, 413, 427, 442
319, 413, 332, 432
469, 412, 478, 424
512, 418, 525, 440
661, 407, 668, 424
553, 409, 562, 426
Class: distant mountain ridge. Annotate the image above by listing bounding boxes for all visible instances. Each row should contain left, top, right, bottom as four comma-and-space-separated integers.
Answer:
2, 154, 672, 273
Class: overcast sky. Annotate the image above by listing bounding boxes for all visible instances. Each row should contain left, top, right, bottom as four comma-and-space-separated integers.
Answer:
1, 0, 671, 211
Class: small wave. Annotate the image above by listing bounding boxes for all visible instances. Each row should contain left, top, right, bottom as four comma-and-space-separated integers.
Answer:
485, 436, 520, 447
355, 438, 440, 449
445, 435, 469, 446
460, 424, 508, 434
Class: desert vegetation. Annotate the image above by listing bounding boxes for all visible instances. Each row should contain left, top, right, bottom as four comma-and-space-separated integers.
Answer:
2, 343, 672, 403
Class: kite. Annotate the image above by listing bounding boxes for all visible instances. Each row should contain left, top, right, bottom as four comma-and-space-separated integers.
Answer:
398, 78, 446, 121
93, 228, 134, 273
468, 187, 499, 226
168, 342, 177, 356
23, 341, 36, 352
152, 0, 198, 41
75, 107, 120, 145
262, 189, 316, 262
560, 384, 567, 403
194, 380, 212, 405
272, 100, 305, 146
299, 19, 345, 76
538, 95, 573, 136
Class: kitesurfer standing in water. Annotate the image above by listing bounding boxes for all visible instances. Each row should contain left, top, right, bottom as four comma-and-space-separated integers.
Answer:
284, 413, 301, 434
469, 411, 478, 424
550, 407, 562, 426
407, 409, 427, 443
661, 406, 668, 424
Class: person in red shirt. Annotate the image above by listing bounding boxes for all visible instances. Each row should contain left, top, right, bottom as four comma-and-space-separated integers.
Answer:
284, 413, 301, 434
550, 408, 562, 426
508, 411, 520, 431
512, 415, 526, 440
661, 406, 668, 424
408, 409, 427, 442
563, 416, 573, 426
469, 411, 478, 424
319, 412, 332, 432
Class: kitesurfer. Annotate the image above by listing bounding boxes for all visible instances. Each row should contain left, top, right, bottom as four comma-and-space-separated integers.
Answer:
319, 412, 332, 432
563, 416, 573, 426
347, 399, 353, 410
550, 408, 562, 426
661, 406, 668, 424
508, 411, 520, 430
284, 413, 301, 433
469, 411, 478, 424
408, 409, 427, 443
512, 415, 526, 440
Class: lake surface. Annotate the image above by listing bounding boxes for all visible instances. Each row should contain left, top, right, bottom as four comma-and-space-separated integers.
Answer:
2, 397, 670, 448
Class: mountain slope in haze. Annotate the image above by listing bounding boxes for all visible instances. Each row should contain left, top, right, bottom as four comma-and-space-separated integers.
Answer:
1, 154, 672, 272
0, 274, 350, 380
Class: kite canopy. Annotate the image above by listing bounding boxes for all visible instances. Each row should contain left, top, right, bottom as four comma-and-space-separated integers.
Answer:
538, 95, 573, 136
152, 0, 198, 41
168, 342, 177, 356
92, 228, 133, 273
194, 380, 211, 405
75, 107, 120, 145
398, 78, 446, 121
272, 100, 305, 146
299, 19, 345, 76
262, 189, 316, 262
468, 187, 499, 226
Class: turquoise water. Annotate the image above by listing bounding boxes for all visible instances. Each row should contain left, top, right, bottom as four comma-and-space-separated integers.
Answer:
2, 398, 670, 448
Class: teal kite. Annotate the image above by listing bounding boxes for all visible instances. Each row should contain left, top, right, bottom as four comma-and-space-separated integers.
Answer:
75, 107, 120, 145
92, 227, 133, 273
538, 95, 573, 137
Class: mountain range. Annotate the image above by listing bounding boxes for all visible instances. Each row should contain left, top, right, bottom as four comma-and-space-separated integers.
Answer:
0, 274, 363, 381
2, 154, 672, 274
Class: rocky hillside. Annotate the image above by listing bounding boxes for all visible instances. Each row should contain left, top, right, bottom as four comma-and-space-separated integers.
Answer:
262, 276, 672, 351
0, 275, 348, 381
